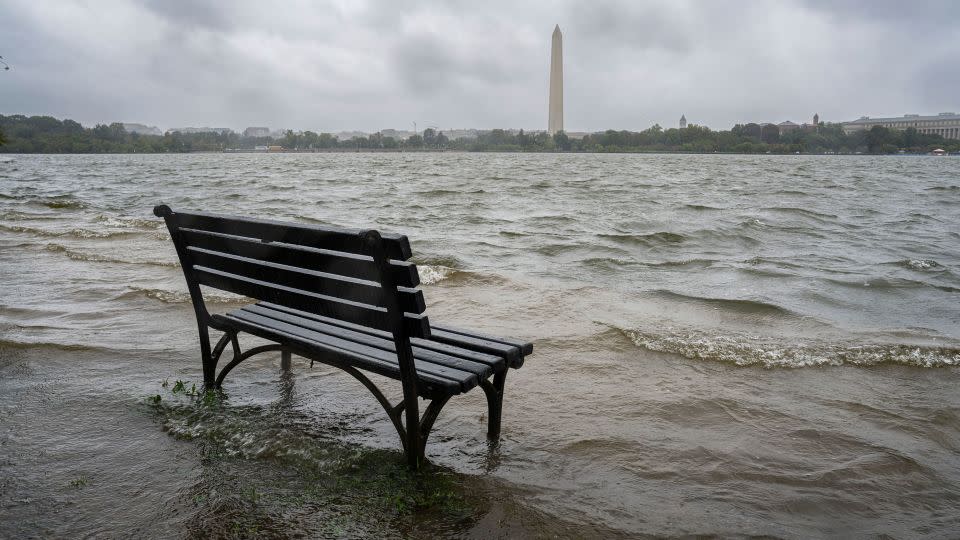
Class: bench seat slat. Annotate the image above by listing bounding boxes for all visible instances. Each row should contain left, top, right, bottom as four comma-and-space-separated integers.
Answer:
211, 314, 461, 396
226, 310, 478, 390
431, 324, 534, 356
178, 227, 419, 287
186, 246, 425, 314
215, 311, 480, 394
239, 304, 500, 377
255, 301, 522, 370
428, 329, 528, 368
171, 211, 411, 260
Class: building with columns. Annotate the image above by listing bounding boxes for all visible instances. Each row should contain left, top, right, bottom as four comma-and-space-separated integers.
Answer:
842, 113, 960, 139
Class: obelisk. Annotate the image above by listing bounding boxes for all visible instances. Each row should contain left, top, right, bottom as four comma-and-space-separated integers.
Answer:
548, 24, 563, 135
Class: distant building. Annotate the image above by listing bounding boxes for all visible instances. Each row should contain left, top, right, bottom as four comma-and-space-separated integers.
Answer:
679, 115, 687, 129
381, 129, 412, 140
243, 127, 270, 137
842, 113, 960, 139
336, 131, 368, 140
167, 127, 232, 135
443, 128, 480, 140
123, 123, 162, 136
777, 120, 799, 133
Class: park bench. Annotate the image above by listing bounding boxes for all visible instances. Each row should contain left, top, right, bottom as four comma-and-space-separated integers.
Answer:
153, 205, 533, 469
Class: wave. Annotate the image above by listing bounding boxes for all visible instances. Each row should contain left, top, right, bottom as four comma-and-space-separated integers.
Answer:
684, 204, 723, 211
825, 276, 960, 294
582, 257, 718, 271
615, 327, 960, 368
93, 214, 165, 230
19, 195, 88, 209
649, 290, 797, 316
43, 243, 179, 267
886, 259, 944, 272
0, 210, 62, 221
0, 338, 102, 352
598, 231, 687, 246
119, 286, 250, 305
533, 243, 588, 256
0, 223, 137, 239
762, 206, 838, 220
418, 265, 460, 285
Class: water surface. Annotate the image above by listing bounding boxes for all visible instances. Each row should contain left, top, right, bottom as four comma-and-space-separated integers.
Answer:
1, 153, 959, 537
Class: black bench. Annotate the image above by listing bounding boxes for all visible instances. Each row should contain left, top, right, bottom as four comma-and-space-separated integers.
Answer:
153, 205, 533, 469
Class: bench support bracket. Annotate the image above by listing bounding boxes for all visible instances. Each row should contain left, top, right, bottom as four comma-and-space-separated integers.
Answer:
205, 327, 498, 470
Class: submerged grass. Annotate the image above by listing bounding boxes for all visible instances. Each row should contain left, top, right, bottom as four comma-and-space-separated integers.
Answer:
143, 381, 479, 538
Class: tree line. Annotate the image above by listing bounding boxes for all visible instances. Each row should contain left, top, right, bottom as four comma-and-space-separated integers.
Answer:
1, 114, 956, 154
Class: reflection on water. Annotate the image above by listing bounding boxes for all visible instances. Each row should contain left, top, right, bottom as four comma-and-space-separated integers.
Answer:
2, 153, 960, 537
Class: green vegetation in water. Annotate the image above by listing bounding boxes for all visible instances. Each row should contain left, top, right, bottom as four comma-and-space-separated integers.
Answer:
69, 474, 89, 488
143, 380, 478, 537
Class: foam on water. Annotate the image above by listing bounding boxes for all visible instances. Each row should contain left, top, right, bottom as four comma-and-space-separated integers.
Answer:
619, 327, 960, 368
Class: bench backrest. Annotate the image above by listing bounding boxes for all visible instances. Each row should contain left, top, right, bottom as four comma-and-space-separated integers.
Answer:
153, 205, 430, 339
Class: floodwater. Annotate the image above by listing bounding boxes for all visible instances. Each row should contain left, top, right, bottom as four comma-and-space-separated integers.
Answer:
1, 153, 959, 538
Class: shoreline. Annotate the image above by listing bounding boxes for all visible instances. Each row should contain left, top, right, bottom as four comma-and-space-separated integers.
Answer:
1, 149, 956, 156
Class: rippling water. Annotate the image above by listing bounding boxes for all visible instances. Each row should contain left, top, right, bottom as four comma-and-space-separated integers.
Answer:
2, 153, 959, 537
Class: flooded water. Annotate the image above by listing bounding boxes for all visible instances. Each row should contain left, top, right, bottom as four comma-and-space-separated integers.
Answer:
1, 153, 959, 537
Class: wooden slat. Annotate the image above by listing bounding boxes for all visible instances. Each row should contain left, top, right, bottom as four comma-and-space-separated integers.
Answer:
193, 265, 394, 332
429, 329, 524, 366
170, 210, 411, 260
240, 304, 498, 377
210, 314, 460, 396
252, 302, 503, 372
410, 338, 506, 372
221, 310, 477, 391
178, 227, 419, 287
186, 246, 425, 314
255, 301, 431, 340
431, 324, 534, 356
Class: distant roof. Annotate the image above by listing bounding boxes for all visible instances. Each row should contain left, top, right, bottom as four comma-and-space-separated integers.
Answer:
680, 114, 686, 121
845, 113, 960, 124
778, 121, 798, 126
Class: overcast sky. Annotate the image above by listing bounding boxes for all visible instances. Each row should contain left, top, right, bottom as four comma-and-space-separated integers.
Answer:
1, 0, 957, 133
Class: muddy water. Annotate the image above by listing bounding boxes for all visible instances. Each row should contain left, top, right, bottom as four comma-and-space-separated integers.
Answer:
1, 153, 959, 537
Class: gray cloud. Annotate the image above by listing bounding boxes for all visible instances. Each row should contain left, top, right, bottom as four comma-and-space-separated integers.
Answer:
0, 0, 956, 132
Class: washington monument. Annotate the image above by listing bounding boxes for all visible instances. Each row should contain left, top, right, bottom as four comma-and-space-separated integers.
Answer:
548, 24, 563, 134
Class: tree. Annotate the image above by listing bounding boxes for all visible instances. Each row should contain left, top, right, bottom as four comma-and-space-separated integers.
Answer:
0, 127, 5, 146
302, 131, 320, 149
760, 125, 780, 144
865, 125, 897, 154
318, 133, 337, 148
517, 129, 531, 150
422, 128, 437, 147
407, 134, 423, 148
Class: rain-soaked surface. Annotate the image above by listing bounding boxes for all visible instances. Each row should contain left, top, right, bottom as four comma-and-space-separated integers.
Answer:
2, 153, 959, 537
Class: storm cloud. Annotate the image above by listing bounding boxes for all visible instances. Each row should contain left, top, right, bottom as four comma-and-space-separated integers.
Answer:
1, 0, 957, 132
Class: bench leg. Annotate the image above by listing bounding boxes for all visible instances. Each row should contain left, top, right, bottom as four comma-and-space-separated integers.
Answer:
199, 325, 217, 388
280, 348, 292, 372
481, 370, 508, 440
